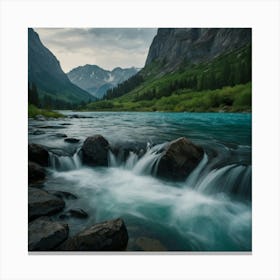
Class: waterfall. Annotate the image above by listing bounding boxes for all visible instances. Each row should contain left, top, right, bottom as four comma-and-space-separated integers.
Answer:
124, 151, 138, 169
49, 150, 82, 171
132, 143, 166, 175
195, 163, 252, 199
185, 153, 208, 187
108, 150, 118, 167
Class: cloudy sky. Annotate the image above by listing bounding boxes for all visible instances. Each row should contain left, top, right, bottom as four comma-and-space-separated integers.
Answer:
34, 28, 157, 73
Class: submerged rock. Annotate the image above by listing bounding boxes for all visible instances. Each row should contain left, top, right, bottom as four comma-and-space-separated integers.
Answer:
157, 137, 203, 180
28, 161, 46, 184
135, 237, 167, 251
28, 217, 69, 251
48, 190, 78, 200
28, 143, 49, 167
28, 187, 65, 221
64, 138, 80, 143
32, 130, 45, 135
38, 125, 64, 129
59, 208, 88, 220
60, 218, 128, 251
53, 133, 67, 138
81, 135, 109, 166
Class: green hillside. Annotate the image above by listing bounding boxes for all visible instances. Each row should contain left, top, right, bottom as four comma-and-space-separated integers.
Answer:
82, 44, 251, 112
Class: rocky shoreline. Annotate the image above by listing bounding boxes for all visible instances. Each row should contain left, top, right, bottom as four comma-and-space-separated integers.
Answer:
28, 133, 203, 251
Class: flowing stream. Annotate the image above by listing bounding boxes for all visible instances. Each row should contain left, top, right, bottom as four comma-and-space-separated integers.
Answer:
29, 111, 251, 251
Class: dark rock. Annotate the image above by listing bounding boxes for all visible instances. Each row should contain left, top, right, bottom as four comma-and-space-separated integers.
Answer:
28, 187, 65, 221
28, 161, 46, 184
145, 28, 251, 73
110, 141, 147, 162
68, 208, 88, 218
60, 218, 128, 251
48, 190, 78, 200
81, 135, 109, 166
157, 137, 203, 180
53, 133, 67, 138
38, 125, 64, 129
64, 138, 80, 143
28, 217, 69, 251
32, 130, 45, 135
28, 143, 49, 166
60, 123, 72, 126
59, 208, 88, 220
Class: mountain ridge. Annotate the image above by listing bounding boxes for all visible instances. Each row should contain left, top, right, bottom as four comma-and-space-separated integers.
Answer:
67, 65, 139, 99
28, 28, 94, 108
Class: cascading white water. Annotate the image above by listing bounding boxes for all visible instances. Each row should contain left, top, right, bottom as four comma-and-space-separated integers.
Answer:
108, 142, 166, 175
132, 143, 166, 175
194, 163, 251, 199
124, 151, 138, 169
49, 150, 82, 171
185, 153, 208, 187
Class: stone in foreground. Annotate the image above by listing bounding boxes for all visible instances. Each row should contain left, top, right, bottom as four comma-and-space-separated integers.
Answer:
28, 217, 69, 251
60, 218, 128, 251
28, 161, 46, 184
81, 135, 109, 166
28, 187, 65, 221
157, 137, 204, 180
28, 143, 49, 166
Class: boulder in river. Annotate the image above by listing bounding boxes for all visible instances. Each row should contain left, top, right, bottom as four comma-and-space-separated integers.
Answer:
60, 218, 128, 251
157, 137, 203, 181
53, 133, 67, 138
64, 138, 80, 143
28, 187, 65, 221
28, 161, 46, 184
81, 135, 109, 166
28, 217, 69, 251
59, 208, 88, 220
28, 143, 49, 167
48, 190, 78, 200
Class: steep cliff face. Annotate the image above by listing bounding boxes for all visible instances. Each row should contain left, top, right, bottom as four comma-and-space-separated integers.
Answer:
145, 28, 251, 72
28, 28, 93, 104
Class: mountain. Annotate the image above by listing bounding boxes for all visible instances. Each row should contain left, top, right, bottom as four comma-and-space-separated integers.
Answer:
67, 65, 139, 99
145, 28, 251, 74
84, 28, 251, 112
28, 28, 94, 108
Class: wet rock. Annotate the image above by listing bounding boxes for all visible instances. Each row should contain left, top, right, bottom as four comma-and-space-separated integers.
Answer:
53, 133, 67, 138
64, 138, 80, 143
38, 125, 64, 129
60, 218, 128, 251
157, 137, 203, 181
28, 143, 49, 166
28, 187, 65, 221
28, 161, 46, 184
59, 208, 88, 220
48, 190, 78, 200
110, 141, 147, 162
32, 130, 45, 135
81, 135, 109, 166
60, 123, 72, 126
135, 237, 167, 251
48, 148, 72, 157
28, 217, 69, 251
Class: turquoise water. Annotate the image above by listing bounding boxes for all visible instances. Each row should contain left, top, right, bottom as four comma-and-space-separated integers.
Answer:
29, 112, 252, 251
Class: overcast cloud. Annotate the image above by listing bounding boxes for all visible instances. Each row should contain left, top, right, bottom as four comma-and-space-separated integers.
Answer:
34, 28, 157, 72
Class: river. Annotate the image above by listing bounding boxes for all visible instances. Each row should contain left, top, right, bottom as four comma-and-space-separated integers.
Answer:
28, 111, 252, 251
